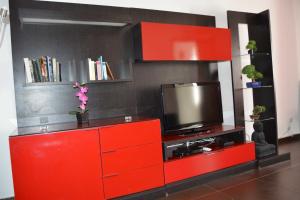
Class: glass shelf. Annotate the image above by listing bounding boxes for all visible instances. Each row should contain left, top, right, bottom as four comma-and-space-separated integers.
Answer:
235, 85, 273, 90
232, 52, 271, 58
243, 117, 276, 123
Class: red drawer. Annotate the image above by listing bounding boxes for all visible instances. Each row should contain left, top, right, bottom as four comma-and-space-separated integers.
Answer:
103, 165, 164, 199
102, 142, 163, 176
164, 143, 255, 184
9, 129, 105, 200
99, 119, 161, 151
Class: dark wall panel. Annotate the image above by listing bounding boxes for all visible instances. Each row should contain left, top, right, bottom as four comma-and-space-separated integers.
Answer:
10, 0, 217, 127
134, 62, 218, 118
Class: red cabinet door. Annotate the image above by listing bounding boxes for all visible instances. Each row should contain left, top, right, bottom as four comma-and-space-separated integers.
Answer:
10, 129, 104, 200
164, 143, 255, 184
103, 165, 165, 199
139, 22, 232, 61
99, 119, 161, 151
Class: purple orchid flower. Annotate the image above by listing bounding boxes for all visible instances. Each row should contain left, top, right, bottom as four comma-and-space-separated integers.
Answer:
72, 82, 89, 113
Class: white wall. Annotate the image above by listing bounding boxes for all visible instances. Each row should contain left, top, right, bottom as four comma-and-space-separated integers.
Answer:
1, 0, 299, 198
0, 0, 17, 198
271, 0, 300, 138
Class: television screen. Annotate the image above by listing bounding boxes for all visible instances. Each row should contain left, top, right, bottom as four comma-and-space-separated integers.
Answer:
161, 82, 223, 134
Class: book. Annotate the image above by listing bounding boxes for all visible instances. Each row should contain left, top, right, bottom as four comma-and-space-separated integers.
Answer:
105, 62, 115, 80
96, 61, 102, 80
40, 56, 48, 82
24, 58, 33, 83
46, 56, 53, 82
94, 61, 97, 80
32, 59, 41, 82
57, 62, 62, 81
29, 59, 35, 82
98, 56, 108, 80
52, 58, 57, 82
102, 61, 108, 80
88, 58, 96, 81
34, 59, 42, 82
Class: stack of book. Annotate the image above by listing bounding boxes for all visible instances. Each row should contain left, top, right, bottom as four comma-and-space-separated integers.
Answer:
88, 56, 115, 81
24, 56, 62, 83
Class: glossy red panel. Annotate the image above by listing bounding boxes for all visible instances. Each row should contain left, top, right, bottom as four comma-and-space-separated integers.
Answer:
103, 165, 164, 199
102, 142, 163, 176
99, 119, 161, 151
164, 143, 255, 184
10, 129, 105, 200
140, 22, 232, 61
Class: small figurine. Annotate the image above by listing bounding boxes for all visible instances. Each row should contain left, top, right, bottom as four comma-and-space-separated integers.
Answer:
251, 121, 276, 158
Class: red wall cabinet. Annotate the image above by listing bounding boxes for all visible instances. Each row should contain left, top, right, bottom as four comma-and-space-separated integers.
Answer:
99, 119, 165, 199
9, 129, 105, 200
164, 143, 255, 184
135, 22, 232, 61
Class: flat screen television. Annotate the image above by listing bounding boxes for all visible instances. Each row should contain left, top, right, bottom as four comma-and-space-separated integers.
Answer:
161, 82, 223, 134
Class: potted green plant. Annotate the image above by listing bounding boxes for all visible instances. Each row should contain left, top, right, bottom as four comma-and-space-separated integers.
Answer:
69, 82, 89, 124
250, 105, 266, 120
246, 40, 257, 54
241, 64, 263, 88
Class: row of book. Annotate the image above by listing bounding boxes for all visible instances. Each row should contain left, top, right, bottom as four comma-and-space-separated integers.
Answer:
24, 57, 62, 83
88, 56, 115, 81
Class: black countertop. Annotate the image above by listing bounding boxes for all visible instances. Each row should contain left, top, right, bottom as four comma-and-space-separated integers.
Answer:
11, 116, 157, 137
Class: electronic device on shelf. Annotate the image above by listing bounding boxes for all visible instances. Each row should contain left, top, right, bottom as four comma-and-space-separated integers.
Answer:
161, 82, 223, 135
166, 137, 216, 159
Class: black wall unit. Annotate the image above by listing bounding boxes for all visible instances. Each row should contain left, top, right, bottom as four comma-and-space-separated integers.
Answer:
227, 10, 278, 151
10, 0, 217, 127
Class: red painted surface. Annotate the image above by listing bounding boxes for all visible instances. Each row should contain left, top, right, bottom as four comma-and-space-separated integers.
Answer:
99, 119, 161, 151
140, 22, 232, 61
103, 165, 165, 199
164, 143, 255, 184
10, 129, 105, 200
102, 142, 163, 176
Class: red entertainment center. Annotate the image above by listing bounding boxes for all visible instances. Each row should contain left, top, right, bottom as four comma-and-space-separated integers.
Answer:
9, 1, 289, 199
10, 118, 255, 200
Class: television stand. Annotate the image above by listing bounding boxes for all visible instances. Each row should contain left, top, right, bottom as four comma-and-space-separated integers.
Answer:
162, 125, 256, 184
163, 125, 246, 160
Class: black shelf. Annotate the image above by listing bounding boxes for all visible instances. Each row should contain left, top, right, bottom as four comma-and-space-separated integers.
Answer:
162, 125, 245, 161
24, 79, 133, 87
228, 10, 279, 152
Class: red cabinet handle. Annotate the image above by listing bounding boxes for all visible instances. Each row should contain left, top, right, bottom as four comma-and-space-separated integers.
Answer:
102, 149, 117, 153
103, 173, 119, 178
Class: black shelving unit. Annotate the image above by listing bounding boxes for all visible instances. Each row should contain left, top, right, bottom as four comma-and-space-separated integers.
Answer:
227, 10, 290, 165
10, 0, 217, 127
